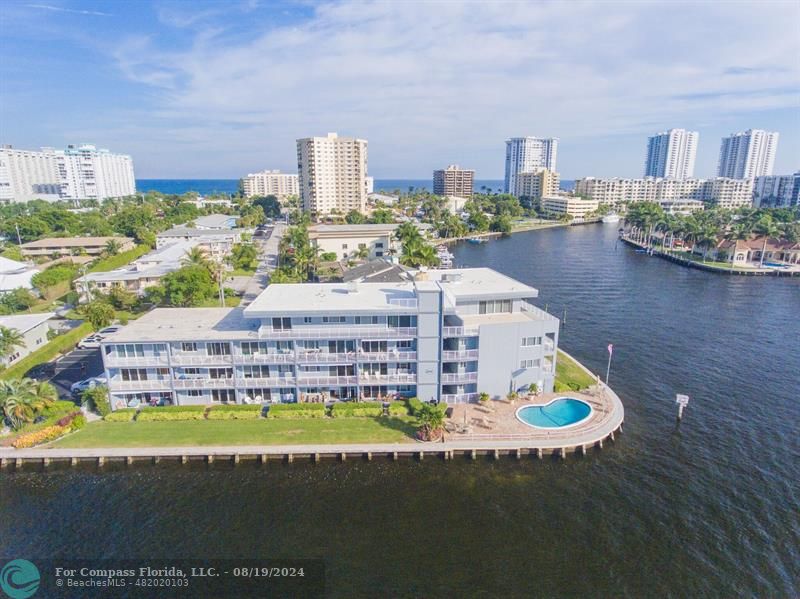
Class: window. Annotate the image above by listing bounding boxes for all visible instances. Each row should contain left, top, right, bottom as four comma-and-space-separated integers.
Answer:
303, 317, 312, 323
358, 243, 366, 249
376, 251, 383, 257
187, 390, 203, 397
519, 359, 541, 369
522, 337, 542, 347
375, 242, 384, 248
388, 315, 415, 328
322, 316, 345, 323
272, 317, 292, 330
121, 368, 148, 381
209, 368, 233, 379
479, 300, 512, 314
211, 389, 236, 403
342, 244, 348, 249
207, 342, 231, 356
181, 342, 197, 352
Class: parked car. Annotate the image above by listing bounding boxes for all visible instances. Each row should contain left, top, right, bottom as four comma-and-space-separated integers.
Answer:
70, 376, 107, 396
77, 335, 104, 349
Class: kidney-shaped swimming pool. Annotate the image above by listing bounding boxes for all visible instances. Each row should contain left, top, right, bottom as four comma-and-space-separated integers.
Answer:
515, 398, 592, 429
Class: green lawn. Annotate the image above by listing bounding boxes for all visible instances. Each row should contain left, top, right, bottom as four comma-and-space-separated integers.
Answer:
194, 296, 241, 308
51, 416, 418, 448
229, 268, 257, 277
555, 350, 595, 391
88, 245, 150, 273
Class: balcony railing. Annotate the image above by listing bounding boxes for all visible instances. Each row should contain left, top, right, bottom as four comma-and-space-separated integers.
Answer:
440, 372, 478, 383
295, 352, 358, 363
105, 355, 169, 367
238, 376, 297, 387
170, 354, 233, 366
233, 352, 295, 364
108, 379, 172, 391
359, 373, 416, 383
358, 350, 417, 362
260, 326, 418, 339
441, 349, 479, 360
172, 378, 236, 389
296, 375, 358, 386
440, 392, 478, 403
442, 326, 480, 337
544, 339, 555, 351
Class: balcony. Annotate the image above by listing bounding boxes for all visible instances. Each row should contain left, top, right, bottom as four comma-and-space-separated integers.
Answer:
239, 376, 296, 387
544, 339, 555, 352
441, 349, 479, 361
296, 351, 357, 363
296, 375, 358, 386
359, 372, 416, 384
440, 392, 478, 403
233, 352, 295, 364
358, 350, 417, 362
440, 371, 478, 384
173, 378, 236, 389
260, 326, 417, 339
442, 326, 480, 337
108, 378, 172, 391
170, 353, 233, 366
105, 355, 169, 368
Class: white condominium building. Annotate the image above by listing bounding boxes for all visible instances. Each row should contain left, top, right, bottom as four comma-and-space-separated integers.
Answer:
514, 168, 560, 200
717, 129, 779, 179
241, 170, 299, 199
574, 177, 754, 209
644, 129, 698, 179
541, 195, 599, 218
0, 144, 135, 203
99, 268, 559, 409
433, 165, 475, 198
753, 173, 800, 208
296, 133, 369, 215
504, 137, 558, 194
0, 146, 60, 203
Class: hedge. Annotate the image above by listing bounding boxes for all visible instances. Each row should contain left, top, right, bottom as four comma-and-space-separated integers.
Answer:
12, 425, 69, 448
207, 405, 263, 420
266, 403, 326, 419
330, 402, 383, 418
387, 401, 409, 417
104, 409, 137, 422
0, 322, 92, 381
88, 245, 150, 273
407, 397, 423, 416
136, 405, 208, 421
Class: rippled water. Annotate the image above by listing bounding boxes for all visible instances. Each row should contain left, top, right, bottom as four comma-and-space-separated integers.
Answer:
2, 225, 798, 597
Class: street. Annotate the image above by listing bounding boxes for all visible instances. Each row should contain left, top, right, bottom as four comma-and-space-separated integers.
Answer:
241, 223, 285, 306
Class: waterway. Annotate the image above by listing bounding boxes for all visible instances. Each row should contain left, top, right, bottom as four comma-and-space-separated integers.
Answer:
2, 225, 798, 597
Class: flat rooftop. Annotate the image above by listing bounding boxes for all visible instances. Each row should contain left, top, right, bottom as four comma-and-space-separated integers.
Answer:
158, 227, 243, 238
104, 308, 259, 342
426, 268, 539, 300
244, 282, 417, 316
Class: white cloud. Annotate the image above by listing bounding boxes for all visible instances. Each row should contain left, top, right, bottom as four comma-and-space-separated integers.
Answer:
108, 0, 800, 177
25, 3, 111, 16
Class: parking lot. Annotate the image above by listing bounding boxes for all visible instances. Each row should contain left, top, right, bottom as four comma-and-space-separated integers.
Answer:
28, 347, 104, 402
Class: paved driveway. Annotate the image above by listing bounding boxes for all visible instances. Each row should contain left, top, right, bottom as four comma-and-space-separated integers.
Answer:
44, 348, 104, 401
241, 224, 285, 306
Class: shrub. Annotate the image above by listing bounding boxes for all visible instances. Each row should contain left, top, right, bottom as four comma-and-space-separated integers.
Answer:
82, 385, 111, 417
554, 380, 571, 393
407, 397, 423, 416
319, 251, 338, 262
12, 425, 68, 448
41, 400, 80, 420
331, 402, 383, 418
267, 403, 325, 419
137, 405, 208, 421
70, 414, 87, 430
207, 405, 262, 420
104, 409, 137, 422
387, 401, 409, 417
55, 411, 82, 427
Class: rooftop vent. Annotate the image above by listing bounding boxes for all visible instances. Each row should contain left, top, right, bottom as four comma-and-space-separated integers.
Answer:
441, 273, 462, 284
347, 281, 359, 294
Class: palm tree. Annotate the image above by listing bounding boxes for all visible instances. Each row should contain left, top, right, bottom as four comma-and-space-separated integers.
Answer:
415, 402, 446, 441
104, 239, 122, 256
696, 224, 720, 262
0, 379, 58, 430
0, 326, 25, 361
182, 246, 211, 270
394, 222, 422, 246
754, 217, 781, 268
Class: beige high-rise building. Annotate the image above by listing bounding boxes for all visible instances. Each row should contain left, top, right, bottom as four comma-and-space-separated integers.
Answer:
296, 133, 368, 215
241, 170, 298, 199
433, 165, 474, 197
514, 168, 560, 200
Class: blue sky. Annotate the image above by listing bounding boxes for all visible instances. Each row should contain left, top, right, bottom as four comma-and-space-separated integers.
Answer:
1, 0, 798, 179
